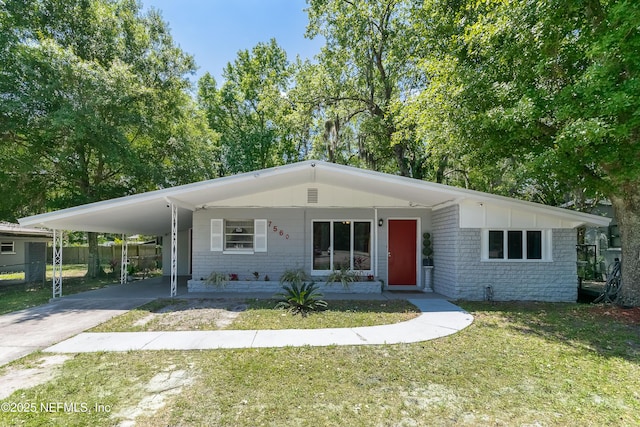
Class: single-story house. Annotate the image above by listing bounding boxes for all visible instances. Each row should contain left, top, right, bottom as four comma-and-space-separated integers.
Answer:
19, 161, 610, 301
0, 222, 52, 283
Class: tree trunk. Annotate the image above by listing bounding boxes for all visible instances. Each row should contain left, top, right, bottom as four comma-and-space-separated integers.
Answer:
86, 231, 104, 278
611, 189, 640, 307
393, 143, 410, 177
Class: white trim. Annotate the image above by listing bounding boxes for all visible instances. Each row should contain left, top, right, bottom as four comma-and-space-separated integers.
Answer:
386, 218, 421, 288
210, 219, 223, 251
164, 196, 196, 211
310, 219, 374, 275
188, 228, 193, 275
120, 234, 128, 284
0, 241, 15, 254
481, 229, 553, 262
374, 208, 379, 277
170, 203, 178, 297
18, 161, 610, 235
254, 219, 268, 252
212, 219, 267, 254
52, 229, 63, 298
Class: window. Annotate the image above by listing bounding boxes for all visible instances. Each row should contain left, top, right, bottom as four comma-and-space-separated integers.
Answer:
484, 230, 548, 261
0, 241, 15, 254
225, 220, 255, 251
312, 220, 371, 272
211, 219, 267, 253
609, 224, 621, 248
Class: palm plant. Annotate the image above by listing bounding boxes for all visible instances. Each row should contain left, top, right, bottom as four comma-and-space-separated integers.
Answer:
275, 282, 328, 317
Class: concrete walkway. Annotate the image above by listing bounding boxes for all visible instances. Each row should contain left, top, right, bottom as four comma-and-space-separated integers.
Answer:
1, 278, 473, 364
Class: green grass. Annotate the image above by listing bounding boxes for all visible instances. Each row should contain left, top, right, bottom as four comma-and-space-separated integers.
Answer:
0, 271, 25, 281
233, 299, 420, 330
1, 302, 638, 426
90, 299, 421, 332
0, 265, 119, 315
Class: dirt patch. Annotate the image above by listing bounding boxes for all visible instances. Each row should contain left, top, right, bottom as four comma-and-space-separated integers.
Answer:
590, 304, 640, 325
0, 354, 72, 399
113, 364, 195, 426
136, 299, 247, 330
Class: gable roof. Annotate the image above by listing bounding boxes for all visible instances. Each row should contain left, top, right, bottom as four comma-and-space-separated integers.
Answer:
18, 160, 610, 234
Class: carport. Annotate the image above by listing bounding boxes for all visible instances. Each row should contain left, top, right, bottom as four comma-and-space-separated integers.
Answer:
19, 192, 195, 298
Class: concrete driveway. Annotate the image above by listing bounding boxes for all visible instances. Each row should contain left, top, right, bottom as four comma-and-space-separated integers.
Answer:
0, 278, 177, 367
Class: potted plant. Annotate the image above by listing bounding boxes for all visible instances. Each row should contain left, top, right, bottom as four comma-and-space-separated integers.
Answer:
422, 232, 433, 266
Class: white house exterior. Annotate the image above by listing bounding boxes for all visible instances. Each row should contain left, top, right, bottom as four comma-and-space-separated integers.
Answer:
19, 161, 610, 301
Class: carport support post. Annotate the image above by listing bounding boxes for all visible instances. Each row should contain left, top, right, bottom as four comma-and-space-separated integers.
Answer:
170, 203, 177, 297
120, 234, 128, 284
52, 229, 63, 298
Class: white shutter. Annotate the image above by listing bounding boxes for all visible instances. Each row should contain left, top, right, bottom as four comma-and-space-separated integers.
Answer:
210, 219, 223, 251
254, 219, 267, 252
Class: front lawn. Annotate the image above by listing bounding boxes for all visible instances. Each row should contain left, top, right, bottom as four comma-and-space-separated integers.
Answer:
1, 302, 638, 426
89, 298, 421, 332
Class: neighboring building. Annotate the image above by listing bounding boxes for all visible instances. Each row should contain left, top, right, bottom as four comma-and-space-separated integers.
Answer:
19, 161, 610, 301
0, 222, 52, 283
563, 200, 621, 281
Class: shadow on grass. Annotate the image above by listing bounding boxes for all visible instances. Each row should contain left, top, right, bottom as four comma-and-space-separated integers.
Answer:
0, 276, 123, 318
459, 301, 640, 363
134, 298, 421, 315
245, 298, 420, 314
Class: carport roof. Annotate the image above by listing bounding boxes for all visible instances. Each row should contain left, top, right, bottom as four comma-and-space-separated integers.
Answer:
18, 160, 610, 235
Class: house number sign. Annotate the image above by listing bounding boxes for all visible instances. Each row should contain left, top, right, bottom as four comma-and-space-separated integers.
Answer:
268, 220, 289, 240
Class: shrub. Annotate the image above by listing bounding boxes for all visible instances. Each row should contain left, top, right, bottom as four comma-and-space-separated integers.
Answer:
205, 271, 228, 288
325, 268, 358, 288
279, 268, 309, 286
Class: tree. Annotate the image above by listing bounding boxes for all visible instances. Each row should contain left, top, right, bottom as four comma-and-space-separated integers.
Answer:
411, 0, 640, 305
197, 39, 301, 175
0, 0, 217, 276
305, 0, 428, 177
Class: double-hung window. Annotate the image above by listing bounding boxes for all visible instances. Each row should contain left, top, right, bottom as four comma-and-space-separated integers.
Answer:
484, 230, 550, 261
312, 220, 372, 273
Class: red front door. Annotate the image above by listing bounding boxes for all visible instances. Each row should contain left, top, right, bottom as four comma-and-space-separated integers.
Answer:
388, 220, 417, 286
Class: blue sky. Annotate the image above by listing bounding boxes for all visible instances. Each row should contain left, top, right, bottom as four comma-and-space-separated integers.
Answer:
142, 0, 324, 85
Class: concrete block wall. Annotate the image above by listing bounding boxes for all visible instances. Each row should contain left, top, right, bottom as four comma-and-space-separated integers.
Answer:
191, 208, 307, 282
432, 205, 460, 298
433, 204, 579, 302
188, 279, 382, 294
191, 207, 432, 285
455, 228, 578, 302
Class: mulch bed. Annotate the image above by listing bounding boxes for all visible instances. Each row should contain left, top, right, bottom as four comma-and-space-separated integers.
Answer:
589, 304, 640, 325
